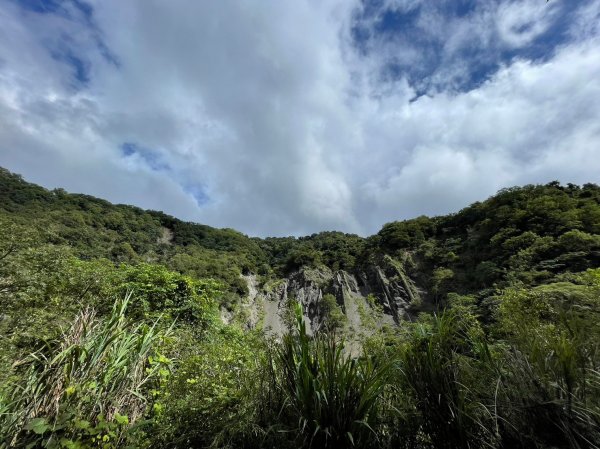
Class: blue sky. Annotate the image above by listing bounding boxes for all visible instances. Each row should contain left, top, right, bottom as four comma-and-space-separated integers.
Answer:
352, 0, 575, 93
0, 0, 599, 236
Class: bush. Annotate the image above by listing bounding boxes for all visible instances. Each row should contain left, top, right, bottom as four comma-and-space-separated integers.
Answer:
318, 294, 346, 333
150, 327, 266, 449
118, 263, 221, 326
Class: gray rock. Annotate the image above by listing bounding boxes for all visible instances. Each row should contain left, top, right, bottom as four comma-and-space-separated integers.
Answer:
234, 255, 426, 338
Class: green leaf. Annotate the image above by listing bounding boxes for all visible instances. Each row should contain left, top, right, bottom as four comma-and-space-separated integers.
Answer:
74, 419, 91, 430
114, 412, 129, 425
25, 417, 49, 435
347, 432, 355, 446
59, 438, 83, 449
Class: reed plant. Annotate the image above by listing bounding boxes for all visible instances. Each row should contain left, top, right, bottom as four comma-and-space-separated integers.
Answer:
493, 282, 600, 448
0, 293, 169, 448
398, 309, 498, 449
270, 302, 390, 448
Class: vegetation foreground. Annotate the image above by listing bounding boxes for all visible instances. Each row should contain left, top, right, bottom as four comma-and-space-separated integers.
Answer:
1, 168, 599, 448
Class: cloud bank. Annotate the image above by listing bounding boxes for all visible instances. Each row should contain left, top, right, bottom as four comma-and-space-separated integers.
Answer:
0, 0, 599, 236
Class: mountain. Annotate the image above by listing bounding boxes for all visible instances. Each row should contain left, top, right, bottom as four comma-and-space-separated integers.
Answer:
1, 166, 599, 333
1, 166, 600, 448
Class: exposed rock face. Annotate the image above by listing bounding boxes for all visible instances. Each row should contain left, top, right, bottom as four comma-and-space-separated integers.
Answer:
332, 270, 360, 304
258, 267, 331, 337
237, 255, 425, 338
359, 255, 422, 323
156, 227, 173, 245
287, 268, 327, 330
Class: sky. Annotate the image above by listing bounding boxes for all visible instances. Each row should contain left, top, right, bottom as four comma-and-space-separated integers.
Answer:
0, 0, 599, 237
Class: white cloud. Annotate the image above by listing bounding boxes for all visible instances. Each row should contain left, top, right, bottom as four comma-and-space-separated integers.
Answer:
569, 0, 600, 40
353, 35, 600, 227
496, 0, 559, 48
0, 0, 599, 237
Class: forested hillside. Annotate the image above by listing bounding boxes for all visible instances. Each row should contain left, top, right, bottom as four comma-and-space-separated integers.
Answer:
1, 167, 599, 448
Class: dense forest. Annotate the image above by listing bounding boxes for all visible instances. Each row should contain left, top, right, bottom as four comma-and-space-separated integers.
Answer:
1, 167, 599, 448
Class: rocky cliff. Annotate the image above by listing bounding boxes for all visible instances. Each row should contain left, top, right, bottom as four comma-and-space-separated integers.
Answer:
233, 254, 425, 339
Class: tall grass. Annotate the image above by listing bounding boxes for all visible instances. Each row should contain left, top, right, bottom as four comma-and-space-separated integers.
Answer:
495, 285, 600, 448
2, 285, 598, 449
270, 302, 390, 448
496, 328, 600, 448
0, 294, 168, 448
398, 310, 498, 449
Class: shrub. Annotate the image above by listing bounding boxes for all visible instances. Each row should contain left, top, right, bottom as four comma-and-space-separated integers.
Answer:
118, 263, 221, 326
318, 294, 346, 334
150, 327, 266, 449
